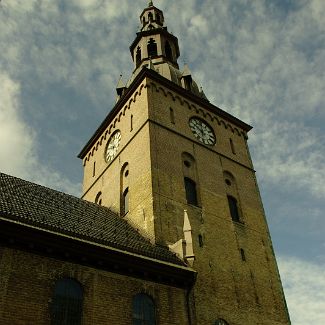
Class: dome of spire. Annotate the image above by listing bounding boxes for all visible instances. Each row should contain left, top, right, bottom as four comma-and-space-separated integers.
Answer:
125, 1, 208, 101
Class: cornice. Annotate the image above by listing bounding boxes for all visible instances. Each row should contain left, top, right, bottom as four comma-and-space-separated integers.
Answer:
0, 217, 196, 289
78, 68, 149, 160
130, 27, 179, 53
78, 68, 252, 162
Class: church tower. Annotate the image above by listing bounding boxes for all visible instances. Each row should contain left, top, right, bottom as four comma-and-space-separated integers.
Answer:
78, 2, 290, 324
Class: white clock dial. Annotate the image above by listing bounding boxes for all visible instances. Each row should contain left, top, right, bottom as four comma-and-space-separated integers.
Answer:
105, 131, 121, 163
189, 117, 215, 145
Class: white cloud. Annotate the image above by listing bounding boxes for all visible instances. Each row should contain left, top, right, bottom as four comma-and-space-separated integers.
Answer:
251, 121, 325, 198
162, 0, 325, 200
0, 71, 37, 177
0, 71, 81, 196
278, 256, 325, 325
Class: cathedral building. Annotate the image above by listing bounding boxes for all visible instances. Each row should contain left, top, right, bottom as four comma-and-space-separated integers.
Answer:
0, 1, 290, 324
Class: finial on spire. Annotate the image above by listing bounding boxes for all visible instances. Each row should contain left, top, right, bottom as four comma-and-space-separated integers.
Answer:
148, 1, 153, 7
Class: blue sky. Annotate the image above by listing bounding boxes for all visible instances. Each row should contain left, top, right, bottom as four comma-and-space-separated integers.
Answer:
0, 0, 324, 323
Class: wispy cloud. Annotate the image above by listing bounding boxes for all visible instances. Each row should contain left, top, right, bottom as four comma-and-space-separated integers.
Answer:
0, 71, 81, 196
0, 1, 324, 322
278, 256, 325, 325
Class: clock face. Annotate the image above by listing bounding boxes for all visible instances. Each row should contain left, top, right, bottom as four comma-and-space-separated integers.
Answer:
105, 131, 121, 163
189, 117, 215, 145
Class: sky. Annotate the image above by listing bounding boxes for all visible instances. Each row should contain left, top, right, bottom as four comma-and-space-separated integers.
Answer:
0, 0, 324, 323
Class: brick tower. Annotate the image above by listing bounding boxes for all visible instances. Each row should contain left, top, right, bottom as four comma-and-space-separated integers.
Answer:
78, 2, 291, 324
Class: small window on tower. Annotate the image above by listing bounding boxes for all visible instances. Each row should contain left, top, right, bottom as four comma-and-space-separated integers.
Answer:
95, 192, 102, 206
184, 177, 198, 206
156, 13, 161, 24
183, 76, 192, 91
165, 41, 172, 61
147, 38, 158, 58
198, 234, 204, 247
122, 187, 129, 215
93, 161, 96, 177
230, 138, 236, 154
228, 195, 240, 222
240, 248, 246, 261
136, 47, 141, 67
148, 12, 153, 21
184, 160, 191, 168
130, 114, 133, 131
169, 107, 175, 124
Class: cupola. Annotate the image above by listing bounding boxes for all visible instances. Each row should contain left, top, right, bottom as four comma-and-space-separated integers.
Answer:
126, 1, 209, 101
130, 1, 180, 71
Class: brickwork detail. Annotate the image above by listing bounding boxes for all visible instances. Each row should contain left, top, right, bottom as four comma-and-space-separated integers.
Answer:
0, 248, 189, 325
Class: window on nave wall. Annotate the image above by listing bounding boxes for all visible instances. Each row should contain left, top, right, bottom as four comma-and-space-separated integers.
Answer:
132, 293, 156, 325
50, 278, 83, 325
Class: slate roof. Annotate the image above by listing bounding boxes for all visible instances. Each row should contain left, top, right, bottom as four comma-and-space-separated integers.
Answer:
0, 172, 184, 266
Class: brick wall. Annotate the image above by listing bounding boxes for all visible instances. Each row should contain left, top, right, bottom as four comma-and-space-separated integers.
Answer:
0, 247, 189, 325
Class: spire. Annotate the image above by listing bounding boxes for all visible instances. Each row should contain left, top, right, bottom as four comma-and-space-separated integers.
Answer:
183, 210, 195, 266
116, 75, 125, 89
130, 2, 180, 71
182, 64, 192, 77
128, 1, 207, 100
116, 75, 126, 100
168, 210, 195, 266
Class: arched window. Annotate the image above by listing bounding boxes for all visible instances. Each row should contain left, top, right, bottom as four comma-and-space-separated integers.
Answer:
122, 187, 129, 215
169, 107, 175, 124
215, 319, 229, 325
132, 294, 156, 325
198, 234, 204, 247
240, 248, 246, 261
165, 41, 172, 61
183, 75, 192, 90
184, 177, 198, 206
50, 278, 83, 325
230, 138, 236, 154
120, 163, 129, 216
182, 152, 199, 206
148, 12, 153, 21
228, 195, 240, 222
147, 38, 157, 58
95, 191, 102, 205
136, 47, 141, 67
224, 171, 243, 223
130, 114, 133, 131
